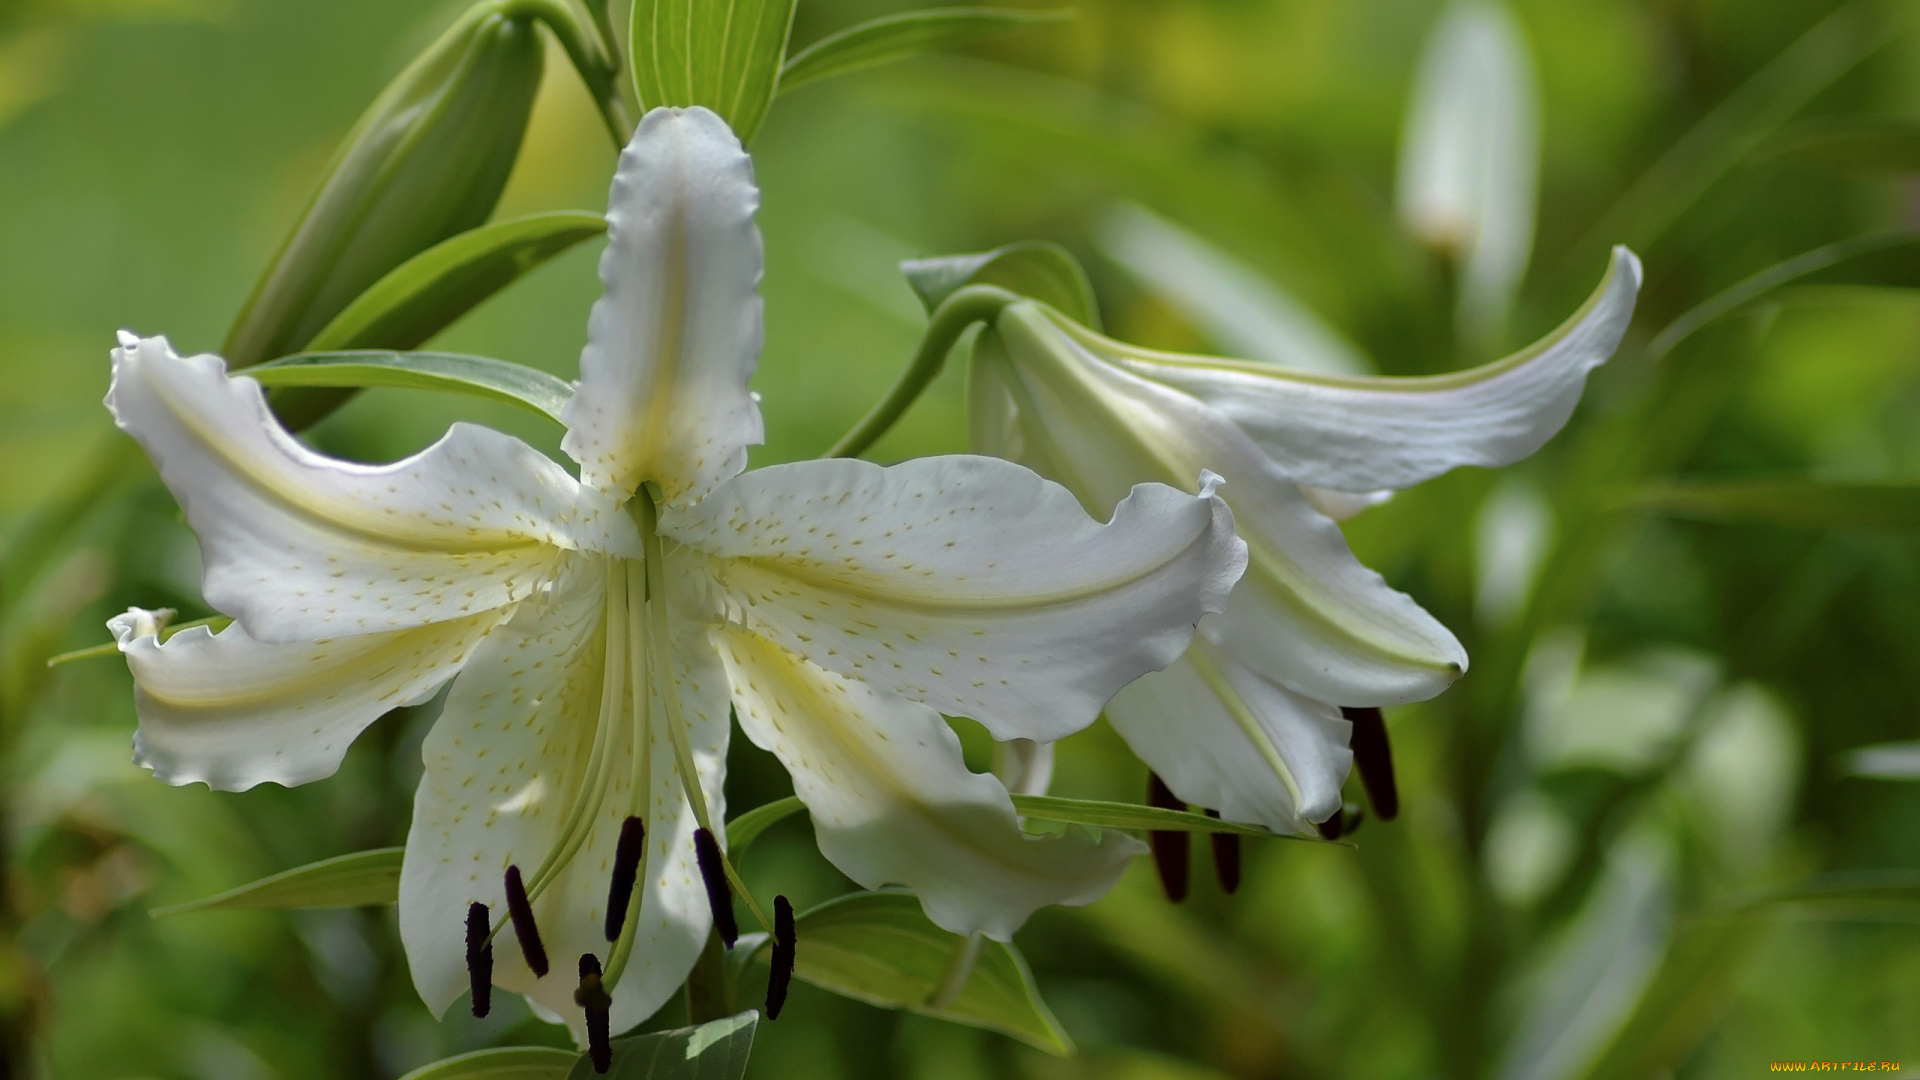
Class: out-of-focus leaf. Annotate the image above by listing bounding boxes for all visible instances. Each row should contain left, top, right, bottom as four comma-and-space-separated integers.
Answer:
764, 890, 1071, 1054
1732, 869, 1920, 910
1573, 914, 1767, 1080
1755, 116, 1920, 173
779, 8, 1070, 95
1572, 2, 1889, 263
1649, 232, 1920, 357
1010, 795, 1312, 840
305, 212, 607, 354
565, 1012, 757, 1079
901, 242, 1099, 329
1845, 741, 1920, 780
397, 1047, 579, 1080
1631, 479, 1920, 531
1098, 202, 1369, 374
724, 795, 803, 853
152, 847, 403, 916
1396, 0, 1539, 339
627, 0, 797, 143
247, 351, 575, 422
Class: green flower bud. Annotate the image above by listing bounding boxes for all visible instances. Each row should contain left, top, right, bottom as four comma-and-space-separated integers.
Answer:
223, 2, 545, 421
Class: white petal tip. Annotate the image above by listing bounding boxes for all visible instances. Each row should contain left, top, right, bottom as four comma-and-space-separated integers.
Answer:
108, 607, 173, 647
116, 329, 140, 349
1196, 470, 1227, 498
1610, 245, 1645, 289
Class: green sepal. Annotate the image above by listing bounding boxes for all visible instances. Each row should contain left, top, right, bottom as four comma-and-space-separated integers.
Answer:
1011, 794, 1321, 840
901, 242, 1101, 330
1649, 231, 1920, 357
224, 1, 546, 372
780, 8, 1071, 96
565, 1012, 757, 1079
627, 0, 798, 144
151, 847, 404, 916
304, 212, 608, 354
397, 1047, 580, 1080
754, 890, 1071, 1055
247, 351, 575, 423
722, 795, 804, 855
1628, 479, 1920, 532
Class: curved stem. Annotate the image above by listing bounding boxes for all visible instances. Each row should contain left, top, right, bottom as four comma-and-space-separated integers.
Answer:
505, 0, 632, 146
825, 285, 1020, 460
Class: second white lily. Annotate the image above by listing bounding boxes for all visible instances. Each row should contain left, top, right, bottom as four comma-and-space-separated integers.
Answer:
967, 248, 1642, 832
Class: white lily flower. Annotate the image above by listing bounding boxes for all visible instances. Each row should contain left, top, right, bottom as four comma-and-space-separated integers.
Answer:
105, 107, 1245, 1038
967, 247, 1642, 832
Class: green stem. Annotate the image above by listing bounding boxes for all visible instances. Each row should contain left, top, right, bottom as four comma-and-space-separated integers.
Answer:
504, 0, 632, 146
927, 934, 984, 1010
825, 285, 1019, 459
684, 930, 731, 1023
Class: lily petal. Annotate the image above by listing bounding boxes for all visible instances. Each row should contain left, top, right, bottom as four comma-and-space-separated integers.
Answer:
1105, 634, 1352, 832
110, 605, 503, 792
399, 556, 729, 1038
562, 106, 764, 505
716, 625, 1144, 940
988, 307, 1467, 706
1092, 248, 1641, 493
106, 334, 629, 644
666, 455, 1245, 742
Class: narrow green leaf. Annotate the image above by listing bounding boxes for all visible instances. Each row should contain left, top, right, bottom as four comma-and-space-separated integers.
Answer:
565, 1012, 757, 1079
1649, 232, 1920, 357
247, 351, 576, 423
901, 242, 1100, 329
1731, 869, 1920, 910
724, 795, 804, 854
1570, 1, 1888, 261
1574, 915, 1768, 1080
779, 8, 1070, 96
766, 890, 1071, 1054
1630, 479, 1920, 532
152, 847, 403, 916
306, 212, 607, 354
397, 1047, 579, 1080
1011, 794, 1317, 840
628, 0, 798, 143
1755, 116, 1920, 173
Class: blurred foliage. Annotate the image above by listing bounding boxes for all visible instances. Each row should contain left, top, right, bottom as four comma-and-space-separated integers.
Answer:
3, 0, 1920, 1078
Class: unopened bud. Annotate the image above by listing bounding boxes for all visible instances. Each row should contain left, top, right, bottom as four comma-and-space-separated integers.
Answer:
224, 1, 544, 423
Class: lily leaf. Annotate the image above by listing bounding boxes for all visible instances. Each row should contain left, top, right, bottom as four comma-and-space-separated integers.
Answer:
397, 1048, 579, 1080
765, 890, 1071, 1055
152, 847, 403, 916
902, 242, 1100, 329
247, 351, 576, 423
1630, 479, 1920, 532
628, 0, 798, 144
565, 1012, 757, 1079
1755, 116, 1920, 173
724, 795, 804, 854
305, 212, 607, 354
1649, 232, 1920, 357
1011, 794, 1315, 840
780, 8, 1070, 96
1573, 914, 1767, 1080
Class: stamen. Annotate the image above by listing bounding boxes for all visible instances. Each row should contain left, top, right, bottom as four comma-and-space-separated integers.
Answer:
1343, 706, 1399, 821
1145, 772, 1189, 903
1204, 810, 1241, 894
575, 953, 613, 1074
766, 894, 796, 1019
693, 827, 738, 947
503, 865, 549, 977
465, 902, 493, 1017
604, 816, 646, 941
1315, 802, 1366, 841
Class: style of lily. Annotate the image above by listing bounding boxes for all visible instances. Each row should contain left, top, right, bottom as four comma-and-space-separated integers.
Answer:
105, 107, 1246, 1043
964, 247, 1642, 834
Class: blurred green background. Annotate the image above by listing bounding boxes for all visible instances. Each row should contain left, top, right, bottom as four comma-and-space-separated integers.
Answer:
3, 0, 1919, 1077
